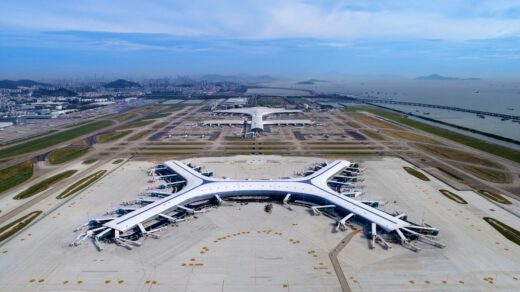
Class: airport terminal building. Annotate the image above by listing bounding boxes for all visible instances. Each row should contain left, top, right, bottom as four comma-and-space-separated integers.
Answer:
72, 160, 444, 252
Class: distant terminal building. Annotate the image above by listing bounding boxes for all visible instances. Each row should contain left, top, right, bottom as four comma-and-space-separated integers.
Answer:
202, 106, 314, 132
220, 97, 248, 109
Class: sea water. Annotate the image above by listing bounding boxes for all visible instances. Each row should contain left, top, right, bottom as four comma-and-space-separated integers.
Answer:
262, 79, 520, 143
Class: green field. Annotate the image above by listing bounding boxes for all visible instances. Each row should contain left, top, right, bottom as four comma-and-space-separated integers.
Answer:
82, 159, 98, 164
112, 159, 124, 164
463, 165, 508, 183
478, 190, 512, 205
439, 189, 468, 204
0, 211, 42, 242
96, 130, 133, 143
302, 141, 370, 145
303, 146, 382, 151
57, 170, 107, 199
0, 130, 58, 147
152, 122, 169, 129
414, 143, 497, 167
0, 120, 113, 159
128, 130, 154, 141
360, 129, 385, 140
113, 112, 137, 121
140, 112, 172, 120
134, 151, 203, 156
347, 107, 520, 163
14, 169, 77, 200
403, 166, 430, 181
483, 217, 520, 246
0, 160, 34, 194
47, 145, 89, 165
116, 120, 155, 129
147, 142, 209, 146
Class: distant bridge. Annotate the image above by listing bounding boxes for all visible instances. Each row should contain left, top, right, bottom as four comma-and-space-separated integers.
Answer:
349, 99, 520, 120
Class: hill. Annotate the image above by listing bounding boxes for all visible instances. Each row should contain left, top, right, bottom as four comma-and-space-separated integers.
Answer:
32, 88, 77, 97
200, 74, 276, 83
0, 79, 52, 89
103, 79, 142, 89
416, 74, 480, 81
295, 79, 328, 85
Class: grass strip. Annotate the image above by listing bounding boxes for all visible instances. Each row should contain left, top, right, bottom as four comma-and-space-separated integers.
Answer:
146, 142, 209, 146
140, 112, 172, 120
345, 121, 362, 129
303, 146, 381, 150
82, 159, 97, 164
0, 211, 42, 242
464, 166, 507, 183
116, 120, 155, 129
483, 217, 520, 246
478, 190, 512, 205
0, 130, 58, 146
152, 122, 169, 129
439, 189, 467, 204
221, 141, 293, 145
0, 120, 113, 159
0, 160, 34, 194
350, 113, 401, 130
301, 141, 371, 145
14, 169, 77, 200
414, 143, 497, 167
113, 112, 137, 121
140, 146, 209, 151
57, 170, 107, 199
47, 145, 89, 165
310, 151, 381, 155
112, 159, 124, 164
403, 166, 430, 181
383, 130, 440, 144
128, 130, 154, 141
96, 130, 133, 143
134, 151, 203, 155
437, 167, 463, 181
360, 129, 385, 140
349, 107, 520, 163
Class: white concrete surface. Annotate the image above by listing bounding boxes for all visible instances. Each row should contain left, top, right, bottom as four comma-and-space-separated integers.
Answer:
339, 157, 520, 291
0, 156, 518, 291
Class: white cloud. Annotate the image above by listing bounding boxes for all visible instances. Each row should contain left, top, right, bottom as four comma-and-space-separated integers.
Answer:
0, 0, 519, 41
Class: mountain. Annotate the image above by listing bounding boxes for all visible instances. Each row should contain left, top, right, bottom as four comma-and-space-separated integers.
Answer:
295, 78, 328, 85
416, 74, 480, 81
0, 79, 52, 89
103, 79, 142, 89
32, 88, 77, 97
199, 74, 276, 83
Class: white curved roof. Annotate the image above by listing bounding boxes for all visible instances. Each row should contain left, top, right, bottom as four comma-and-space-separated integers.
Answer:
104, 160, 411, 233
215, 106, 303, 131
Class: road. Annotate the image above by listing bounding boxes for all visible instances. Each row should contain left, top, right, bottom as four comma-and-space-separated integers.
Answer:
329, 230, 360, 292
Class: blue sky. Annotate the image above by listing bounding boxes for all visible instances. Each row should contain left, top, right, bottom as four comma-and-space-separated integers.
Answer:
1, 0, 520, 79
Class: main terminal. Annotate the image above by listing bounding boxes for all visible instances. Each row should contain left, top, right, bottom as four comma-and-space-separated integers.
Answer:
72, 159, 444, 252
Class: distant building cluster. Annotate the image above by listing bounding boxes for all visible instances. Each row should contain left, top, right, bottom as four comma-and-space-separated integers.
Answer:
0, 77, 250, 127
